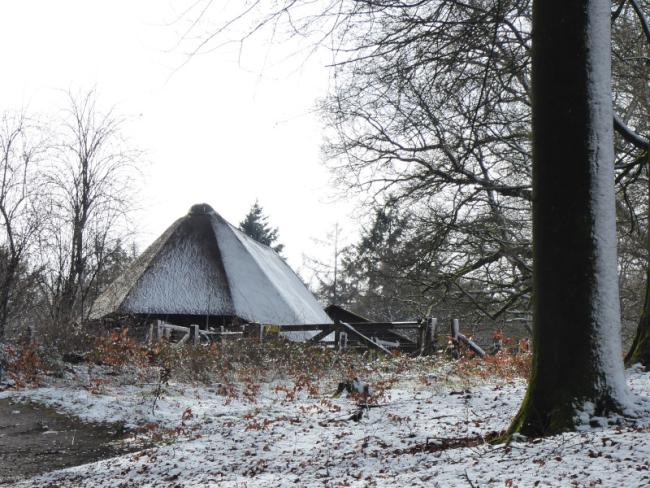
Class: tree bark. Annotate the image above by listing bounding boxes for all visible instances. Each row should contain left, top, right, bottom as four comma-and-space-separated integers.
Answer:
0, 258, 19, 338
507, 0, 632, 437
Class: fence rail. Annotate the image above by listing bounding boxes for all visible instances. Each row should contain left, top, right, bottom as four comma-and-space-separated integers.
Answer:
150, 317, 486, 358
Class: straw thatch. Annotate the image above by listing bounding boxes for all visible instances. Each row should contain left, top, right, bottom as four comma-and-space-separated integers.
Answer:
90, 203, 332, 327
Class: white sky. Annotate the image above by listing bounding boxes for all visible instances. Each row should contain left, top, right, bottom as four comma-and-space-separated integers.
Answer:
0, 0, 355, 281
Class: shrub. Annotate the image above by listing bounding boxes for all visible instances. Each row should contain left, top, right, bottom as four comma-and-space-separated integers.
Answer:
91, 327, 149, 371
456, 334, 532, 381
2, 341, 43, 387
145, 336, 367, 385
35, 320, 95, 357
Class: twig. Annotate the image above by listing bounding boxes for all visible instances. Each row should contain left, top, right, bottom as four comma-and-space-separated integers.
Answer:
464, 469, 477, 488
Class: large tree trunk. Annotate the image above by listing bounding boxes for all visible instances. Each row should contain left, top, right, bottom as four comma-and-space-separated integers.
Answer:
507, 0, 632, 437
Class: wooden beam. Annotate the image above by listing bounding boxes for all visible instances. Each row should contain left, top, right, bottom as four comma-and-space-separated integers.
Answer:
382, 329, 416, 345
268, 321, 421, 332
308, 326, 334, 343
339, 321, 393, 355
159, 323, 192, 333
373, 337, 401, 348
267, 323, 331, 332
457, 333, 486, 357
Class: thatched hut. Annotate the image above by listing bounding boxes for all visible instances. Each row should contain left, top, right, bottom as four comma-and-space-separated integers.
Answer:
90, 203, 331, 332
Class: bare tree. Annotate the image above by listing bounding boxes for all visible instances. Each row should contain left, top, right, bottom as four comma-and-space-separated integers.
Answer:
0, 111, 46, 339
179, 1, 650, 357
302, 1, 532, 320
41, 90, 140, 326
609, 1, 650, 366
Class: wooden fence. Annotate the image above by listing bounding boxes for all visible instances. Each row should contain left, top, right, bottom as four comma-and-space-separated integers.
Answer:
253, 318, 485, 357
149, 317, 486, 358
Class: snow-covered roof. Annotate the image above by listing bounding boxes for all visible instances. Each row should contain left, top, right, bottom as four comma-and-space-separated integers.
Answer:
90, 203, 332, 326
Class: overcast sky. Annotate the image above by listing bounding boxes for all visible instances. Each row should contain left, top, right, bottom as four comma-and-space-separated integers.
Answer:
0, 1, 354, 281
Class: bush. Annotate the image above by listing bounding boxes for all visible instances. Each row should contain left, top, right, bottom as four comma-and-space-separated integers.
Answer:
456, 346, 531, 381
34, 319, 97, 358
2, 341, 43, 387
91, 327, 150, 371
147, 336, 367, 385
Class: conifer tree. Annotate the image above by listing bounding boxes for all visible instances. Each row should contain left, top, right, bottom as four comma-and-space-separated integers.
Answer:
239, 201, 284, 254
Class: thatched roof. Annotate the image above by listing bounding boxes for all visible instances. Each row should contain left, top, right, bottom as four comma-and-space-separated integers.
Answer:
90, 203, 332, 326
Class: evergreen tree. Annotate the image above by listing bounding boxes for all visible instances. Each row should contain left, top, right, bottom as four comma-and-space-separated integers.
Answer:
239, 201, 284, 254
315, 206, 441, 321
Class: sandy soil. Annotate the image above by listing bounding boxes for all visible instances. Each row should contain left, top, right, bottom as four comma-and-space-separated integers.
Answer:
0, 397, 137, 485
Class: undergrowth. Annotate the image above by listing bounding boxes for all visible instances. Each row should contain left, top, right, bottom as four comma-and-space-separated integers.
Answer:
455, 334, 531, 380
2, 327, 532, 396
1, 341, 44, 388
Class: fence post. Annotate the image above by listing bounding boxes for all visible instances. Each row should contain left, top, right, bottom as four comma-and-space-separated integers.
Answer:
157, 320, 163, 341
418, 317, 438, 356
424, 317, 437, 355
259, 323, 265, 342
450, 318, 460, 357
192, 324, 200, 345
451, 318, 460, 340
338, 331, 348, 351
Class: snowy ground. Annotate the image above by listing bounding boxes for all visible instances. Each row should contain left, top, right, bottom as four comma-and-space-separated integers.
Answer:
2, 360, 650, 487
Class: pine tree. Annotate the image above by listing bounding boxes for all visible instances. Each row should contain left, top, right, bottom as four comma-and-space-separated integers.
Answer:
239, 201, 284, 254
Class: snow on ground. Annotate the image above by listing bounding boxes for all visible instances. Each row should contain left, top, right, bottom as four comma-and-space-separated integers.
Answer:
3, 361, 650, 487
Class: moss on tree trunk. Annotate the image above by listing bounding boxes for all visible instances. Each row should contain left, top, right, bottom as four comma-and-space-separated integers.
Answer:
625, 299, 650, 368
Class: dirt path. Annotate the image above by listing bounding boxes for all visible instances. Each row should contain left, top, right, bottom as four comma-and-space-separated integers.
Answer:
0, 397, 138, 484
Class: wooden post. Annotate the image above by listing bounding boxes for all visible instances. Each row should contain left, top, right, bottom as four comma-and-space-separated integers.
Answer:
339, 331, 348, 351
417, 317, 437, 356
157, 320, 164, 341
429, 318, 438, 348
259, 323, 265, 342
451, 318, 460, 340
424, 317, 437, 355
450, 318, 460, 358
448, 318, 486, 357
148, 323, 154, 344
192, 324, 200, 345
